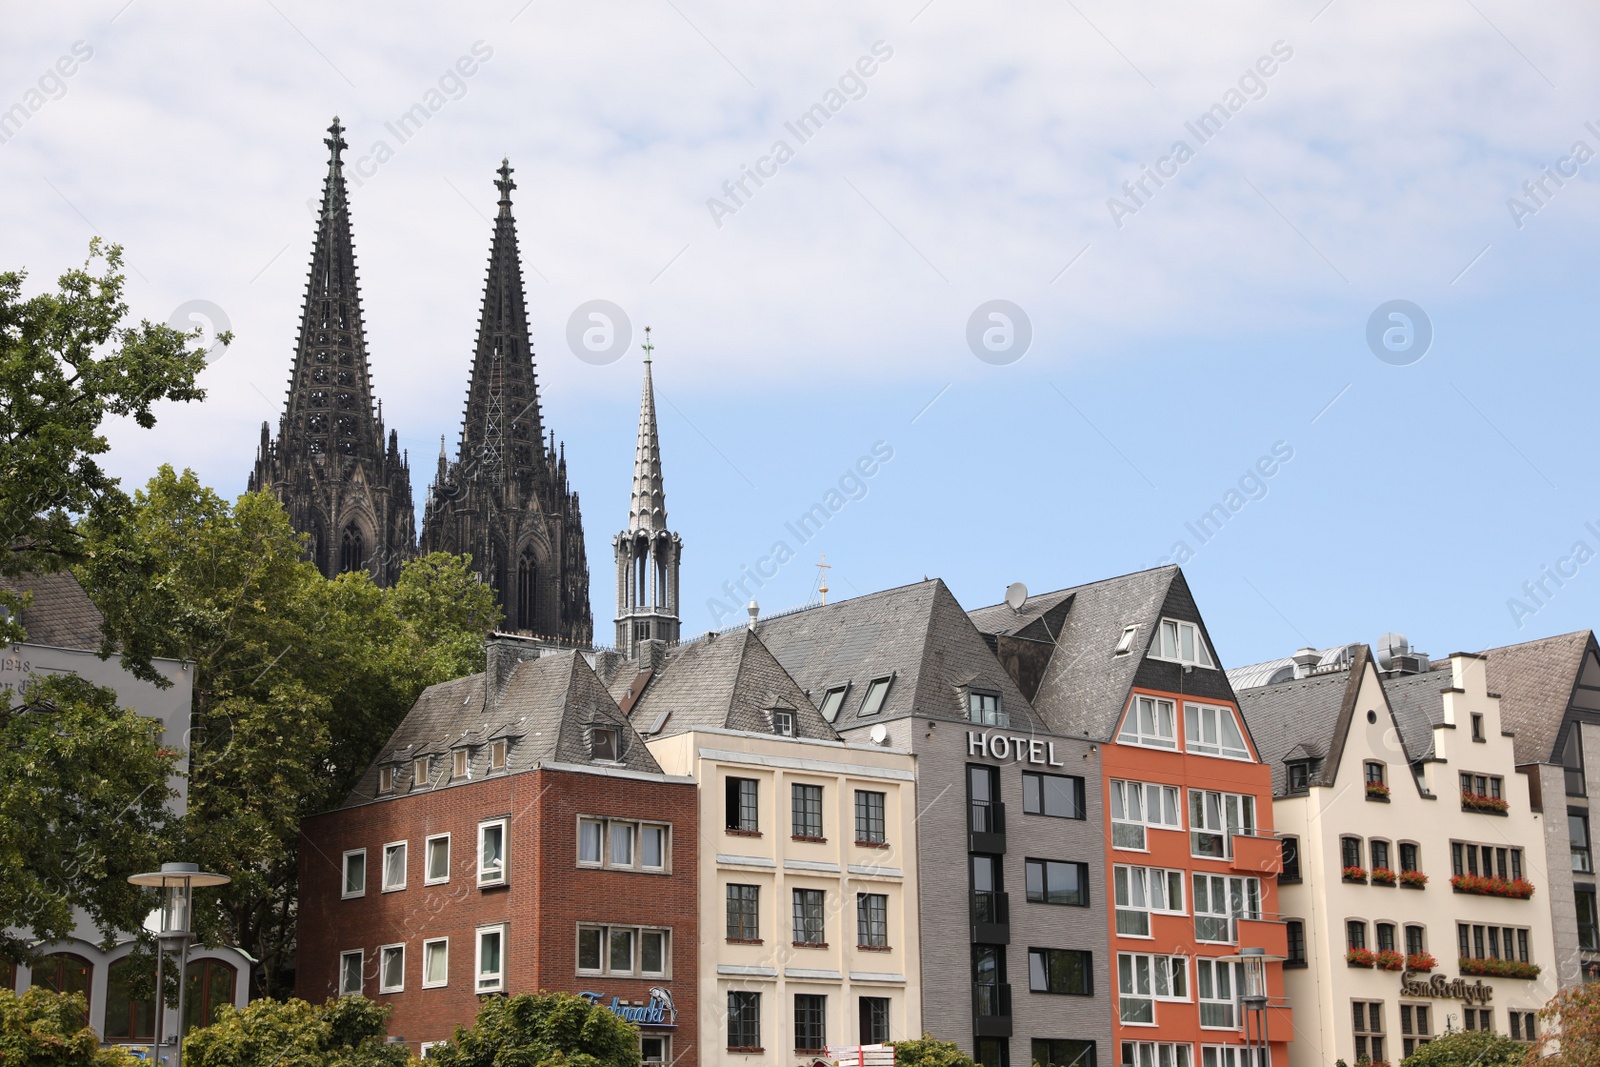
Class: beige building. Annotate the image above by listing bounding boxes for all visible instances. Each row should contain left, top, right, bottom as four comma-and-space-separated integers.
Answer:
630, 627, 921, 1067
1236, 643, 1558, 1065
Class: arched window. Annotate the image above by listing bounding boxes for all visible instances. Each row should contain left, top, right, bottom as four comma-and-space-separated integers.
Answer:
184, 959, 237, 1032
31, 953, 91, 1028
339, 524, 364, 574
516, 549, 537, 631
104, 956, 156, 1041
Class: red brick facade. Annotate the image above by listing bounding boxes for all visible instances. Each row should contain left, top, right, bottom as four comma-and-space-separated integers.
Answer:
298, 767, 698, 1061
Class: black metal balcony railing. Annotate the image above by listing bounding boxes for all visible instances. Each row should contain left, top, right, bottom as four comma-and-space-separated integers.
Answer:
970, 891, 1011, 944
972, 982, 1012, 1037
969, 800, 1007, 853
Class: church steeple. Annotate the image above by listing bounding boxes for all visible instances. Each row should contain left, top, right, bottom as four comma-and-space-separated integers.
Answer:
615, 328, 682, 657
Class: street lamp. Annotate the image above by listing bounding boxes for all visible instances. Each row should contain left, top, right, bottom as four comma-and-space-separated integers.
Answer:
1218, 946, 1285, 1065
128, 862, 230, 1067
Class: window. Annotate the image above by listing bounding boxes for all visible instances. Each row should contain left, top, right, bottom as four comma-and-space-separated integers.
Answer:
572, 819, 666, 871
1029, 948, 1093, 995
1370, 840, 1391, 873
379, 765, 396, 792
1027, 859, 1090, 906
1110, 780, 1182, 849
1286, 760, 1310, 794
342, 850, 366, 898
1114, 865, 1185, 937
1023, 772, 1086, 819
1563, 729, 1586, 797
452, 748, 469, 779
1153, 618, 1213, 667
859, 996, 891, 1044
1464, 1007, 1493, 1032
577, 925, 669, 977
859, 676, 892, 717
1195, 959, 1237, 1028
973, 943, 1006, 1020
728, 990, 762, 1050
412, 756, 430, 790
772, 709, 796, 736
1450, 841, 1523, 881
1199, 1048, 1266, 1067
795, 993, 827, 1053
1352, 1001, 1384, 1063
641, 1036, 670, 1065
1577, 886, 1599, 951
1341, 837, 1363, 871
1399, 842, 1420, 873
969, 765, 1003, 835
642, 824, 666, 869
1033, 1040, 1097, 1067
1114, 625, 1139, 655
726, 776, 759, 833
1573, 812, 1594, 874
1472, 713, 1485, 742
1456, 923, 1531, 962
1376, 922, 1396, 953
971, 854, 1004, 924
422, 938, 448, 988
31, 954, 90, 1027
425, 834, 450, 884
382, 841, 407, 892
857, 894, 889, 948
103, 958, 156, 1041
818, 686, 849, 723
1365, 761, 1387, 793
793, 888, 826, 945
969, 690, 1006, 726
976, 1039, 1007, 1067
379, 944, 404, 993
1347, 920, 1367, 951
476, 925, 505, 993
1279, 837, 1301, 883
1118, 696, 1177, 749
1509, 1011, 1537, 1042
1189, 790, 1255, 859
478, 819, 507, 886
592, 726, 620, 761
1193, 874, 1260, 944
1400, 1003, 1433, 1057
727, 884, 761, 941
182, 960, 236, 1033
339, 950, 363, 995
578, 819, 603, 865
1460, 772, 1504, 800
611, 822, 634, 867
1185, 704, 1250, 760
792, 783, 825, 839
489, 740, 507, 771
1285, 920, 1306, 967
1405, 925, 1426, 956
1122, 1043, 1191, 1067
855, 790, 887, 844
1118, 953, 1187, 1022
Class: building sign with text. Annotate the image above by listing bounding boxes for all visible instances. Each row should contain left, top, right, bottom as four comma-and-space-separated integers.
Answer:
580, 987, 678, 1028
1398, 971, 1493, 1004
967, 730, 1068, 766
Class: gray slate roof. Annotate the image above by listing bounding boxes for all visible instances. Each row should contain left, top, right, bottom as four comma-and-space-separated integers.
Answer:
1482, 631, 1594, 765
1381, 666, 1454, 762
630, 627, 837, 740
342, 649, 662, 809
1, 572, 105, 651
1236, 670, 1355, 795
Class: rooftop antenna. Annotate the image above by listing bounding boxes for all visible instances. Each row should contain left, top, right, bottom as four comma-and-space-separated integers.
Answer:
816, 553, 831, 605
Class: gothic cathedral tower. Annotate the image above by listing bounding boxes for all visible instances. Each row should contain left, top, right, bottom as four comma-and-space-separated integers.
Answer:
614, 330, 682, 657
420, 161, 592, 645
250, 118, 415, 584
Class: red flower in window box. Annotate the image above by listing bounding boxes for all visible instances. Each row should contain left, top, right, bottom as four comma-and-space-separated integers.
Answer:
1365, 781, 1391, 799
1461, 791, 1510, 814
1342, 866, 1369, 883
1458, 956, 1541, 979
1374, 949, 1405, 971
1399, 870, 1429, 888
1370, 867, 1397, 886
1450, 873, 1535, 899
1405, 952, 1437, 972
1345, 948, 1376, 968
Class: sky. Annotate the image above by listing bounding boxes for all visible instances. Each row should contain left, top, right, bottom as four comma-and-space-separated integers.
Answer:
6, 0, 1600, 668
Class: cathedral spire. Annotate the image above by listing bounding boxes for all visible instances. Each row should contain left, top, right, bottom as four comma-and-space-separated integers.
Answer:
628, 326, 668, 533
614, 328, 682, 657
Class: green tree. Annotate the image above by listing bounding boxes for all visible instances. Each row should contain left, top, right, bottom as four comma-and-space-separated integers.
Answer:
1530, 981, 1600, 1065
0, 240, 213, 645
183, 995, 411, 1067
0, 674, 178, 964
892, 1035, 978, 1067
1397, 1027, 1524, 1067
426, 992, 641, 1067
0, 987, 141, 1066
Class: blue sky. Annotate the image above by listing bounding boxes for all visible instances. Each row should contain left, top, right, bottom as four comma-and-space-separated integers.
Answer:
6, 0, 1600, 666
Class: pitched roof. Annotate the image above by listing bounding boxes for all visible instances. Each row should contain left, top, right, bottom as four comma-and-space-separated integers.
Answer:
341, 650, 662, 809
1236, 668, 1357, 795
1381, 666, 1454, 761
630, 628, 837, 740
1481, 630, 1595, 765
0, 572, 105, 651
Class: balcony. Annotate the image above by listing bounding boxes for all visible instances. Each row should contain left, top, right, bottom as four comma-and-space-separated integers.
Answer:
970, 891, 1010, 945
971, 983, 1012, 1037
969, 800, 1006, 854
1230, 833, 1284, 876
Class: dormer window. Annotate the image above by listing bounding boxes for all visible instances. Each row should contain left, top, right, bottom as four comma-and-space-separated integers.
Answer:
592, 726, 620, 762
772, 710, 796, 737
968, 690, 1007, 727
817, 686, 849, 723
1151, 618, 1213, 668
489, 740, 507, 772
1286, 761, 1311, 794
378, 765, 396, 793
1114, 625, 1139, 655
452, 749, 470, 779
412, 757, 430, 790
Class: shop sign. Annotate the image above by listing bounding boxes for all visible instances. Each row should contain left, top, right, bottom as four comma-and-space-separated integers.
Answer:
580, 986, 678, 1027
1398, 970, 1493, 1004
967, 730, 1066, 766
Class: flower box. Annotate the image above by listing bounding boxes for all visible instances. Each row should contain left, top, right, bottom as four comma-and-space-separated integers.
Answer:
1458, 956, 1541, 980
1461, 791, 1509, 814
1451, 873, 1535, 899
1405, 952, 1437, 972
1375, 949, 1405, 971
1399, 870, 1429, 889
1342, 866, 1369, 883
1370, 867, 1397, 886
1346, 948, 1376, 968
1366, 782, 1391, 800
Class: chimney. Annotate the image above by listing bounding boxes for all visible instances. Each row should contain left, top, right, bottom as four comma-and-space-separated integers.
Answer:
486, 632, 541, 707
747, 600, 759, 630
1291, 648, 1320, 679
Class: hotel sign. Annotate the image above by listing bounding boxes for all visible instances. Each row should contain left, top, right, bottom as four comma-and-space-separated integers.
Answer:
967, 731, 1067, 766
1398, 971, 1493, 1004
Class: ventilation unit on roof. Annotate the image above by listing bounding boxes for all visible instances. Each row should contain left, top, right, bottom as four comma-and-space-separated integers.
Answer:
1376, 633, 1429, 675
1291, 648, 1320, 679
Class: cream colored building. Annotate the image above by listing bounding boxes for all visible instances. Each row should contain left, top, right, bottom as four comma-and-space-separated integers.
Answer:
1236, 644, 1558, 1066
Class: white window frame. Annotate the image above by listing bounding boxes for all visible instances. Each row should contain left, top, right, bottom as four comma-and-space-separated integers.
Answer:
342, 849, 367, 899
1184, 703, 1251, 761
422, 937, 449, 989
382, 840, 407, 892
1114, 865, 1187, 937
338, 949, 363, 996
476, 924, 506, 993
379, 942, 405, 994
421, 1043, 446, 1059
578, 817, 604, 866
577, 923, 671, 978
1122, 1041, 1193, 1067
772, 709, 796, 736
1189, 790, 1256, 860
1193, 874, 1261, 945
478, 818, 508, 887
1114, 625, 1140, 655
640, 1033, 671, 1065
1118, 695, 1178, 750
1111, 780, 1183, 851
425, 833, 450, 885
1196, 960, 1239, 1030
640, 823, 668, 871
1150, 618, 1214, 668
1200, 1046, 1267, 1067
1118, 952, 1156, 1025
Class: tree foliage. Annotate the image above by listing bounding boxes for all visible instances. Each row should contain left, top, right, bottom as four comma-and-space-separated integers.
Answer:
0, 987, 141, 1066
893, 1035, 978, 1067
1529, 981, 1600, 1066
0, 240, 212, 644
425, 992, 642, 1067
0, 674, 177, 964
1395, 1027, 1525, 1067
183, 995, 411, 1067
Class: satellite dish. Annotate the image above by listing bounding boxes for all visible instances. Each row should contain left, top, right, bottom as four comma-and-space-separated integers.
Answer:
1005, 582, 1029, 612
868, 723, 889, 746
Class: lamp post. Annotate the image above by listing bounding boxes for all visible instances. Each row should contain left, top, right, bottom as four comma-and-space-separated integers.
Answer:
1218, 946, 1285, 1065
128, 863, 230, 1067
